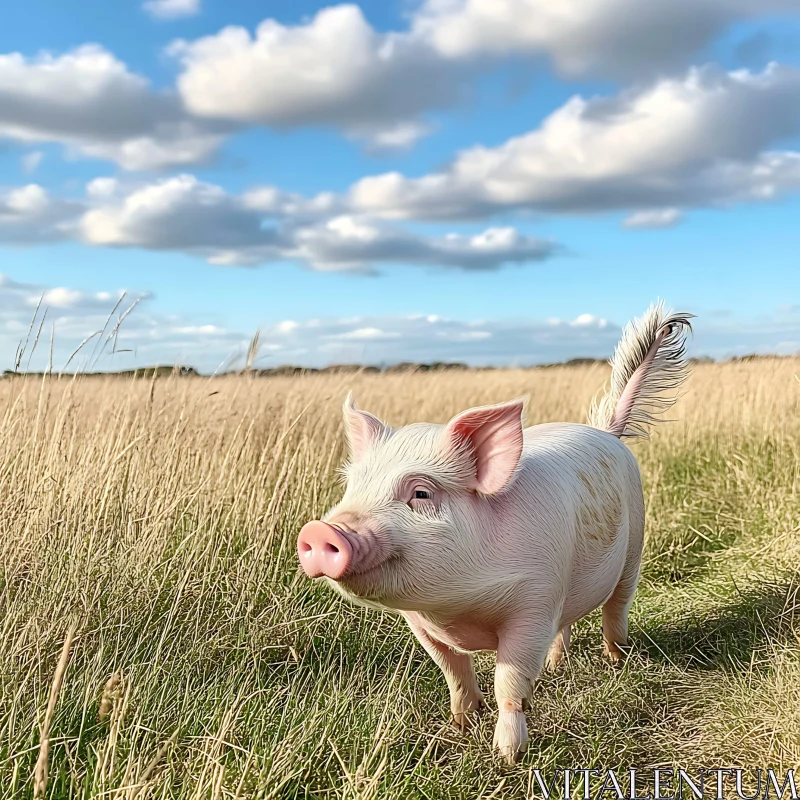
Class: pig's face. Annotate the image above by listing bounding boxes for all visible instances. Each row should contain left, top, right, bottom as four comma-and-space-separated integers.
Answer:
297, 393, 525, 612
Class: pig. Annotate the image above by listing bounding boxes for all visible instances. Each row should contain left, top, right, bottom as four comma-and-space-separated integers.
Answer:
297, 302, 693, 763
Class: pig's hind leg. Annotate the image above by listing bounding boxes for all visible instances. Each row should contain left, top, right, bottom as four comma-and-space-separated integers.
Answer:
602, 515, 643, 663
544, 625, 571, 671
404, 613, 484, 732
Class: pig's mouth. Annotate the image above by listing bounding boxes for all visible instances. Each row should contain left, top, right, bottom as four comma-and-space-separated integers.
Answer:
332, 555, 404, 607
330, 523, 394, 579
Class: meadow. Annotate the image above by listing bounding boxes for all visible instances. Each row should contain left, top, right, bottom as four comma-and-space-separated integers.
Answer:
0, 359, 798, 798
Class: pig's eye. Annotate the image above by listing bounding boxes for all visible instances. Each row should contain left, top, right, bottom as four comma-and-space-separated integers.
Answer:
408, 486, 435, 509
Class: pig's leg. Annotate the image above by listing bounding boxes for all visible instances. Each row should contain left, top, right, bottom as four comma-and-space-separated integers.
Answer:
544, 624, 571, 671
602, 534, 642, 662
404, 613, 484, 731
493, 620, 554, 764
602, 578, 636, 662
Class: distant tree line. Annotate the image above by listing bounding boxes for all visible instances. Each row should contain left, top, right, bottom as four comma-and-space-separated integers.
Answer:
4, 352, 796, 378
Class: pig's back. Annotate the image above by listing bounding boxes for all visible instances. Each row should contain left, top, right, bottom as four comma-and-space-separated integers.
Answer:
513, 422, 644, 622
520, 421, 640, 485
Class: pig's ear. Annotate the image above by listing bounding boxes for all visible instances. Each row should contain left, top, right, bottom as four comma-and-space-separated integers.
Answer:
443, 398, 525, 495
343, 392, 387, 461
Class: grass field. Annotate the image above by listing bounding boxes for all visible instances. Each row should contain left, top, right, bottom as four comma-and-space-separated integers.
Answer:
1, 360, 799, 798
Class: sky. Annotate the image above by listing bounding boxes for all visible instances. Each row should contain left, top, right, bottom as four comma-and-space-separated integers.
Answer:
1, 0, 800, 373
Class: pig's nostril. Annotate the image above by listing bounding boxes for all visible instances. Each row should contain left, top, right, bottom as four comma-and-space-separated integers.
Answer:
297, 521, 353, 579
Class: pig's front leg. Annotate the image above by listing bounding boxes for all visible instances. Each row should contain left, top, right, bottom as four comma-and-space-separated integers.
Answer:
403, 613, 484, 731
493, 620, 554, 764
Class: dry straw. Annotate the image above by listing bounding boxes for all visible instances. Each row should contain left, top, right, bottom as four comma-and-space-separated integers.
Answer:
33, 623, 77, 799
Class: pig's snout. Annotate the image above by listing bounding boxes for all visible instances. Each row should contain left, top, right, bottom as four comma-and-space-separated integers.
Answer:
298, 520, 390, 581
298, 521, 353, 579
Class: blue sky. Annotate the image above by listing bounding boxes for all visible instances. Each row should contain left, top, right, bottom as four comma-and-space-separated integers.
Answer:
1, 0, 799, 372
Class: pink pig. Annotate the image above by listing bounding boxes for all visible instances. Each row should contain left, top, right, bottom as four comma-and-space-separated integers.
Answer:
298, 303, 692, 763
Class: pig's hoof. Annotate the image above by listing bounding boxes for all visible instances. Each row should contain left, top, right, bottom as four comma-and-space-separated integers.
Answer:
451, 691, 484, 732
452, 710, 476, 732
544, 649, 565, 672
545, 629, 570, 671
604, 641, 628, 664
492, 710, 528, 765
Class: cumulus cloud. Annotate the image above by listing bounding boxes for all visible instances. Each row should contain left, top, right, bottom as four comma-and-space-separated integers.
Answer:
143, 0, 200, 20
412, 0, 797, 79
75, 175, 560, 272
79, 175, 281, 258
170, 4, 471, 147
0, 45, 226, 170
623, 208, 683, 229
0, 175, 563, 273
286, 216, 557, 273
166, 0, 800, 146
0, 184, 81, 244
347, 64, 800, 220
0, 273, 145, 317
257, 311, 622, 367
7, 64, 800, 270
1, 1, 796, 169
3, 2, 796, 167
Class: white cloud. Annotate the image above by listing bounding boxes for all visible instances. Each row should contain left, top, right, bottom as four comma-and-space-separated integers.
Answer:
0, 184, 81, 244
330, 327, 401, 341
73, 176, 559, 272
86, 177, 119, 199
260, 312, 623, 367
244, 309, 800, 369
0, 274, 648, 372
412, 0, 797, 78
172, 324, 226, 335
363, 122, 434, 152
165, 0, 800, 148
570, 313, 609, 327
6, 184, 49, 214
39, 288, 85, 308
0, 1, 795, 172
79, 175, 280, 257
0, 274, 111, 311
623, 208, 683, 229
143, 0, 200, 20
170, 4, 470, 147
77, 125, 223, 171
0, 176, 560, 272
3, 272, 800, 373
21, 150, 43, 174
5, 61, 800, 271
0, 45, 226, 170
347, 64, 800, 220
287, 215, 557, 273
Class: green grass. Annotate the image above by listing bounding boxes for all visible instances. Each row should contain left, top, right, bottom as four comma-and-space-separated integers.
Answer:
0, 364, 798, 798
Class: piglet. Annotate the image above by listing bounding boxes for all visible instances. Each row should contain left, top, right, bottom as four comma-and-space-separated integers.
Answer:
297, 302, 692, 763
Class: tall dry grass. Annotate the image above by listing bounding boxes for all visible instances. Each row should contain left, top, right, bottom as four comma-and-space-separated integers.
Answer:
0, 360, 798, 797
